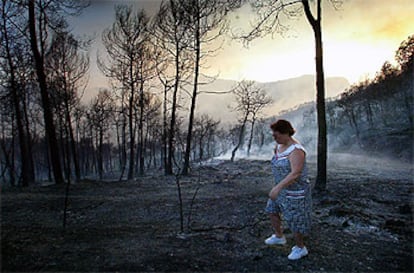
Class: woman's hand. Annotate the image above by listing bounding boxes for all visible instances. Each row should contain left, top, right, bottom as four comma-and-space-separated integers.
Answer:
269, 185, 282, 200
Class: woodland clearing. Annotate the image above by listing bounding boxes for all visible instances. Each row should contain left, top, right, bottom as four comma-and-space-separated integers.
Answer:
1, 155, 413, 272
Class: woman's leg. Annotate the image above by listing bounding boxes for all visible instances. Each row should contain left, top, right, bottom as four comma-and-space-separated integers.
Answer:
293, 232, 305, 248
269, 213, 284, 237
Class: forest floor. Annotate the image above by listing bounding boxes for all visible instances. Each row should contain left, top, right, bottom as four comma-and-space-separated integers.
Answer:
1, 153, 413, 272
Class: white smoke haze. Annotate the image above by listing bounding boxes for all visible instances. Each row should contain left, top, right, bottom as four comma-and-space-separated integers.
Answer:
326, 153, 414, 179
210, 140, 413, 182
214, 143, 276, 162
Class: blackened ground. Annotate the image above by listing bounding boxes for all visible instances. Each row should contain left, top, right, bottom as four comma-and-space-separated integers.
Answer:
1, 156, 413, 272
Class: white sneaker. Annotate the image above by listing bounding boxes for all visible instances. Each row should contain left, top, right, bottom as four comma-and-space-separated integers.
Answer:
288, 246, 308, 260
264, 234, 287, 245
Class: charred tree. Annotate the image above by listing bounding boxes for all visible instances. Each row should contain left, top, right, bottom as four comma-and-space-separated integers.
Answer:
1, 0, 35, 186
46, 31, 89, 182
88, 89, 114, 180
28, 0, 64, 184
152, 0, 193, 175
230, 80, 271, 161
234, 0, 341, 191
181, 0, 238, 175
99, 5, 153, 178
302, 0, 327, 191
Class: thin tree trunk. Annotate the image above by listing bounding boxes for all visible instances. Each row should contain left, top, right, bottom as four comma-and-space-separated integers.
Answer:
2, 2, 34, 186
0, 137, 15, 186
231, 115, 248, 162
182, 5, 201, 175
198, 135, 204, 161
63, 167, 71, 229
167, 50, 181, 175
116, 119, 123, 178
119, 115, 127, 181
64, 100, 80, 182
315, 23, 327, 191
98, 129, 104, 180
247, 117, 256, 157
59, 118, 69, 180
127, 90, 135, 179
67, 112, 80, 182
175, 173, 184, 233
64, 120, 72, 181
127, 57, 136, 179
139, 83, 145, 175
162, 86, 168, 173
22, 88, 36, 182
28, 0, 64, 184
303, 0, 327, 191
6, 52, 32, 186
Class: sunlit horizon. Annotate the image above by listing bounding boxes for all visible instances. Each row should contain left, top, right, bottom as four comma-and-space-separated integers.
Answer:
69, 0, 414, 98
214, 39, 402, 84
200, 0, 413, 85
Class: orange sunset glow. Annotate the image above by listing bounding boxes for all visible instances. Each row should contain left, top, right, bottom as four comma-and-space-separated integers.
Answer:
68, 0, 414, 96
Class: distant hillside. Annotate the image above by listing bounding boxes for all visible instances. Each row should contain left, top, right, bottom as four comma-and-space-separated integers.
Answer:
196, 75, 349, 123
264, 66, 413, 162
261, 75, 349, 116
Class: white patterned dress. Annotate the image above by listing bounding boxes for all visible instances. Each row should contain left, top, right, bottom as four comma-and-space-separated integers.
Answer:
265, 143, 312, 234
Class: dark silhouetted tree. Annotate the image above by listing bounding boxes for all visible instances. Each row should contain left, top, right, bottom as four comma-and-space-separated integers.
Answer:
234, 0, 343, 191
46, 31, 89, 182
27, 0, 88, 184
152, 0, 194, 175
230, 80, 271, 161
181, 0, 240, 175
0, 0, 35, 186
88, 89, 115, 180
99, 5, 154, 178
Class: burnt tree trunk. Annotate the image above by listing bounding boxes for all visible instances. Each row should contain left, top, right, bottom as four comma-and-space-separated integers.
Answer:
231, 114, 248, 162
2, 3, 34, 186
303, 0, 327, 191
28, 0, 64, 184
182, 7, 201, 175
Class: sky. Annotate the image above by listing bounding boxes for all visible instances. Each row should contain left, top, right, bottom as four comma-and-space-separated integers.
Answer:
68, 0, 414, 98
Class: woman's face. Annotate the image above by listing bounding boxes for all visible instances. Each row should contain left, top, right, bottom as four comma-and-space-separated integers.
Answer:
272, 130, 288, 144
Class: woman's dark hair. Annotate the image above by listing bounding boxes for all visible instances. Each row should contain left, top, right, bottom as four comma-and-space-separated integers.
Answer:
270, 119, 295, 136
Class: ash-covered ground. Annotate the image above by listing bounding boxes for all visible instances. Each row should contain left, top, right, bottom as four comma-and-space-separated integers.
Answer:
1, 155, 413, 272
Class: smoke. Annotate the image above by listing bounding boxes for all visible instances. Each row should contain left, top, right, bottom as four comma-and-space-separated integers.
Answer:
214, 143, 275, 161
210, 143, 413, 182
327, 152, 414, 180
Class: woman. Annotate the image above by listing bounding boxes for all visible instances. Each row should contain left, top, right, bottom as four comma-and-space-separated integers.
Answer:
264, 119, 312, 260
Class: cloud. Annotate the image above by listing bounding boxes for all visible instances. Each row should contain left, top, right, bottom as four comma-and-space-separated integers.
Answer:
324, 0, 414, 43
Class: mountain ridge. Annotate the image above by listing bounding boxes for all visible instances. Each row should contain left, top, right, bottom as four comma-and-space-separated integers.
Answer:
196, 74, 350, 123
